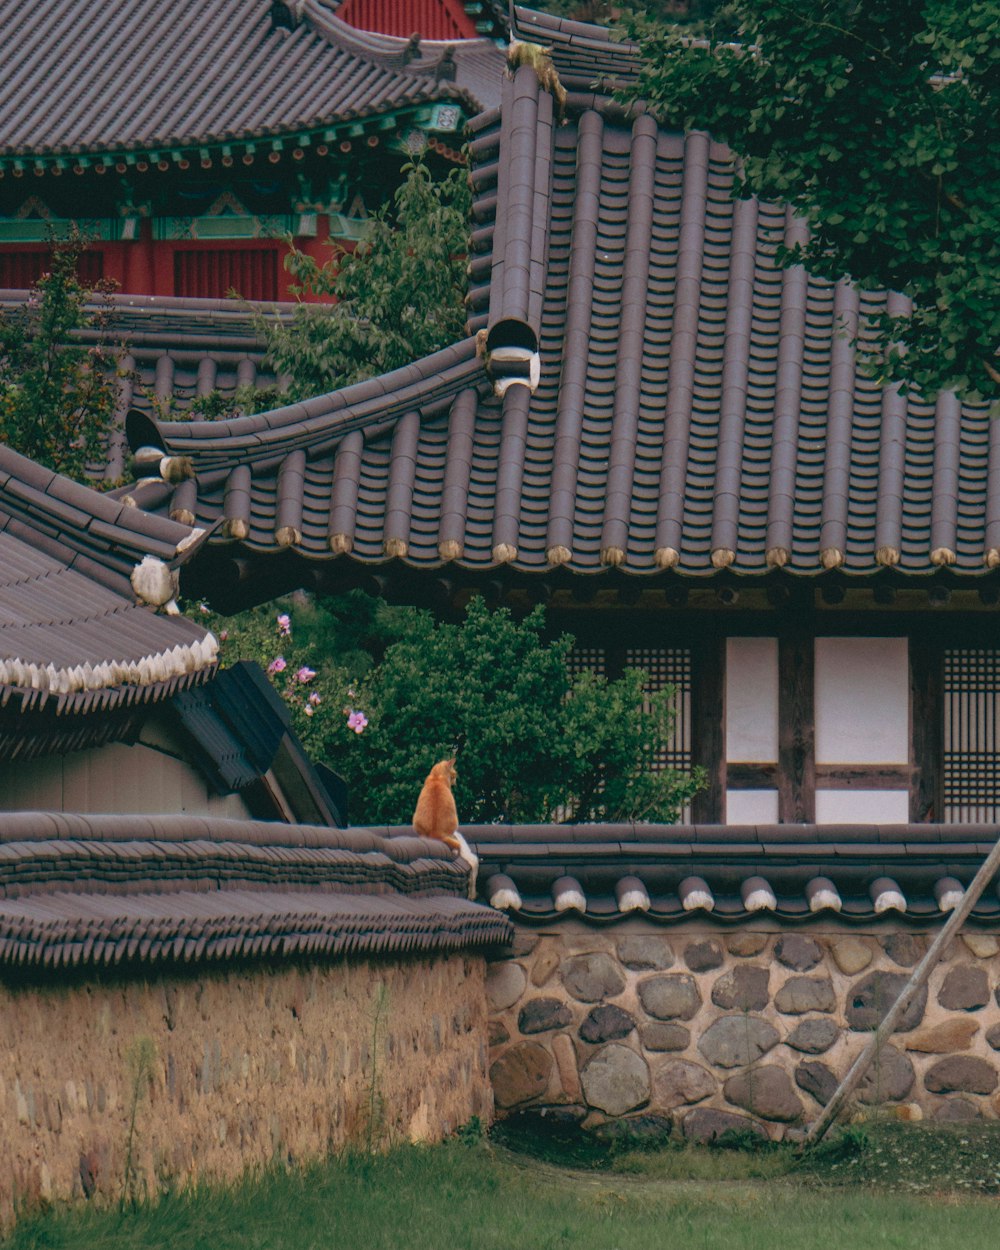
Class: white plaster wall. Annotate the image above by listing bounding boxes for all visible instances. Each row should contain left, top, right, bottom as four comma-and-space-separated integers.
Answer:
725, 637, 779, 762
815, 788, 909, 824
814, 637, 909, 764
726, 789, 780, 824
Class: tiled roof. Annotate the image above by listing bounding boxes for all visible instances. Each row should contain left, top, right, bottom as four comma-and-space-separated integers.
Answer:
124, 38, 993, 585
0, 290, 293, 481
0, 444, 217, 715
0, 811, 511, 969
0, 0, 497, 160
510, 4, 641, 88
455, 823, 1000, 926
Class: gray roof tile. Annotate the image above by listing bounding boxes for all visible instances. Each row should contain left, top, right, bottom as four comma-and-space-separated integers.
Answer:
0, 0, 500, 158
114, 18, 994, 585
0, 445, 217, 713
0, 809, 510, 970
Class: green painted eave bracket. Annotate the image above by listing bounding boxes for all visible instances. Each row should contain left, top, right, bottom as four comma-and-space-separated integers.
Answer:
0, 104, 468, 176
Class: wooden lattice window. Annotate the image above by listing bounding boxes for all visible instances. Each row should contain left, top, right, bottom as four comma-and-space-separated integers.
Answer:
624, 647, 693, 777
173, 248, 278, 300
565, 646, 607, 679
943, 649, 1000, 823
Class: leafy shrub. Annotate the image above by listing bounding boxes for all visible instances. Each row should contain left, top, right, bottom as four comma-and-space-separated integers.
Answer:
198, 593, 703, 826
0, 231, 121, 481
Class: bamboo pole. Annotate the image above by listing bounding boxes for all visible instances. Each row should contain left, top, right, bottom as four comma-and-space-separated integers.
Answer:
803, 834, 1000, 1148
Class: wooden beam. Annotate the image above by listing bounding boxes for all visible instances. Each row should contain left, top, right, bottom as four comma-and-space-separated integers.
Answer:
910, 636, 943, 821
726, 763, 778, 789
778, 633, 815, 822
691, 634, 725, 822
814, 764, 915, 789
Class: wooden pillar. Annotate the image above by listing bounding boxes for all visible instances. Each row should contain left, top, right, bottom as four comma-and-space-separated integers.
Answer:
910, 636, 943, 821
691, 634, 725, 822
778, 632, 815, 822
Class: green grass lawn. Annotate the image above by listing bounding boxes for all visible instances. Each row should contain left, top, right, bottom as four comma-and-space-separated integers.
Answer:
7, 1124, 1000, 1250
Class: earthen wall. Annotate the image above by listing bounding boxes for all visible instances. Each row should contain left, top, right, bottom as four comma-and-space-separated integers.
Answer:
0, 954, 489, 1222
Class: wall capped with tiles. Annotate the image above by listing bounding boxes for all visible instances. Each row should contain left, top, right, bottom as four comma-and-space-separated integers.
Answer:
486, 922, 1000, 1139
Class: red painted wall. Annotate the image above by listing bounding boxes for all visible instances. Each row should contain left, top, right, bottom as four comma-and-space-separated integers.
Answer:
337, 0, 477, 41
0, 217, 343, 301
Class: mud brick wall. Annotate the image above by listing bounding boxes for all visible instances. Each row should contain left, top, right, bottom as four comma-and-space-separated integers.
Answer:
486, 924, 1000, 1139
0, 954, 489, 1222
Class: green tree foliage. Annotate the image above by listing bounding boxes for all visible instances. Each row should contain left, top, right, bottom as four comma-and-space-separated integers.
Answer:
0, 234, 121, 480
198, 594, 703, 826
625, 0, 1000, 401
258, 157, 471, 402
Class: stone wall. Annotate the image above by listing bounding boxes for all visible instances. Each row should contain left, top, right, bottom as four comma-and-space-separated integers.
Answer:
486, 923, 1000, 1140
0, 954, 489, 1223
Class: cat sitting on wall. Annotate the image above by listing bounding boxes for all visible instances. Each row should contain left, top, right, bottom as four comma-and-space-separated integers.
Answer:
412, 758, 478, 900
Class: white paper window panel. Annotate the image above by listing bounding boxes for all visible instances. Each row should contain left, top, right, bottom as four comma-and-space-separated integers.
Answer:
725, 637, 779, 762
815, 789, 909, 824
726, 789, 779, 825
814, 637, 909, 764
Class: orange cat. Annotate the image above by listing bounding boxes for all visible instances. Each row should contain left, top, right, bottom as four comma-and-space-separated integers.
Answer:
413, 758, 479, 899
412, 758, 460, 848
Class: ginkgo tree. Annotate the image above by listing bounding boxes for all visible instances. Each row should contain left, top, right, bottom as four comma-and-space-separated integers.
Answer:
626, 0, 999, 402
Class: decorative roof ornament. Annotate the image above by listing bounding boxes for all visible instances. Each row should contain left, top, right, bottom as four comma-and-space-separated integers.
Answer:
130, 555, 181, 615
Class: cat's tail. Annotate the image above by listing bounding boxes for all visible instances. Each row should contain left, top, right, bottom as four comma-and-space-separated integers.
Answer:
449, 831, 479, 902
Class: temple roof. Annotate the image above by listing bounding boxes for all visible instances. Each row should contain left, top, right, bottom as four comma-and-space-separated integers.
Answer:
458, 823, 1000, 927
0, 444, 217, 715
0, 0, 502, 163
0, 811, 511, 970
117, 17, 994, 590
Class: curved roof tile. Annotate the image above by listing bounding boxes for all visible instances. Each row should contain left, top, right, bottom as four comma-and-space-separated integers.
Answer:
122, 25, 992, 584
0, 445, 217, 712
0, 0, 498, 158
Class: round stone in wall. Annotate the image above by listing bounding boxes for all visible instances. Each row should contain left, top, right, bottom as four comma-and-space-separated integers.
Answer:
924, 1056, 998, 1095
711, 965, 770, 1012
616, 935, 674, 971
651, 1059, 716, 1111
830, 937, 873, 975
726, 933, 769, 958
641, 1022, 690, 1052
561, 953, 626, 1004
857, 1044, 914, 1104
486, 961, 527, 1012
489, 1020, 510, 1046
846, 971, 927, 1032
580, 1043, 650, 1116
775, 935, 822, 971
638, 973, 702, 1021
518, 998, 573, 1035
937, 965, 990, 1011
682, 1107, 767, 1143
723, 1066, 803, 1122
786, 1018, 840, 1054
905, 1018, 980, 1053
882, 934, 925, 968
774, 976, 836, 1015
579, 1005, 636, 1044
795, 1061, 839, 1106
962, 934, 999, 959
986, 1024, 1000, 1051
684, 939, 724, 972
698, 1015, 779, 1068
490, 1041, 553, 1108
